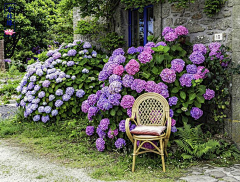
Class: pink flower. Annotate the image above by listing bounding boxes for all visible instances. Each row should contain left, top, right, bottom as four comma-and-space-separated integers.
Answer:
113, 65, 124, 76
120, 95, 135, 109
4, 29, 15, 36
138, 51, 153, 64
160, 68, 176, 83
196, 66, 209, 79
174, 26, 189, 36
125, 59, 140, 75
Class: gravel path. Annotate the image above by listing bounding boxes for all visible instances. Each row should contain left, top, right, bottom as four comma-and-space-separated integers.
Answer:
0, 140, 121, 182
0, 105, 18, 120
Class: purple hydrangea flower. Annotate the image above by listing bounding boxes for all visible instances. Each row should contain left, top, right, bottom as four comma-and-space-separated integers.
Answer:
46, 50, 55, 57
186, 64, 197, 74
107, 129, 118, 139
168, 97, 178, 106
145, 42, 155, 48
190, 107, 203, 120
49, 95, 55, 101
160, 68, 176, 83
44, 106, 52, 113
174, 26, 189, 36
67, 61, 75, 66
76, 89, 85, 98
32, 98, 40, 104
38, 91, 45, 98
86, 126, 94, 136
164, 32, 178, 42
88, 94, 98, 106
55, 89, 63, 96
112, 48, 125, 56
209, 42, 221, 51
127, 108, 132, 117
120, 95, 135, 109
189, 51, 205, 65
115, 138, 126, 149
42, 80, 51, 88
109, 81, 122, 94
170, 109, 174, 117
138, 51, 153, 64
81, 100, 90, 113
30, 76, 37, 82
156, 42, 167, 47
109, 74, 121, 84
62, 94, 71, 101
88, 107, 98, 120
20, 100, 26, 107
179, 74, 195, 87
107, 63, 118, 75
83, 42, 92, 49
41, 115, 50, 123
203, 89, 215, 100
136, 46, 144, 53
193, 44, 207, 54
108, 94, 121, 106
125, 59, 140, 75
162, 27, 175, 36
136, 80, 146, 93
119, 120, 126, 132
171, 126, 177, 133
27, 82, 35, 90
92, 51, 97, 57
113, 55, 126, 64
122, 74, 134, 88
96, 138, 105, 152
30, 104, 38, 111
99, 118, 110, 131
98, 70, 108, 81
51, 109, 58, 116
33, 115, 40, 122
55, 100, 63, 107
145, 81, 157, 92
38, 106, 45, 113
127, 47, 137, 54
171, 59, 185, 73
67, 49, 77, 56
96, 127, 106, 138
130, 124, 136, 131
66, 87, 74, 96
52, 52, 61, 59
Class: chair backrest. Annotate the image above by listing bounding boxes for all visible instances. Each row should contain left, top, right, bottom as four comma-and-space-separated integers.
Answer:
132, 92, 170, 126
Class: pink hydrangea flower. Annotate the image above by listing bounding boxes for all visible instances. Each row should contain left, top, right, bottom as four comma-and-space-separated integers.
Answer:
203, 89, 215, 100
174, 26, 189, 36
113, 65, 124, 76
138, 51, 153, 64
125, 59, 140, 75
120, 95, 135, 109
145, 81, 157, 92
196, 66, 209, 79
164, 32, 178, 42
160, 68, 176, 83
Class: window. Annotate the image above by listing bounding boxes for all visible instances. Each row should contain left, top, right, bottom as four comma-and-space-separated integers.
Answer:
128, 5, 153, 47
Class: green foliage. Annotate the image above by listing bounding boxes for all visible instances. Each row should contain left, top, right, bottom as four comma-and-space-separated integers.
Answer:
204, 0, 227, 17
121, 0, 162, 11
75, 20, 125, 52
99, 32, 125, 52
174, 123, 240, 160
168, 0, 195, 8
174, 123, 220, 160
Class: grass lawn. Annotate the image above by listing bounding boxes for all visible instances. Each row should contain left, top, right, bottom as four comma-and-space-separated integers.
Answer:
0, 115, 239, 181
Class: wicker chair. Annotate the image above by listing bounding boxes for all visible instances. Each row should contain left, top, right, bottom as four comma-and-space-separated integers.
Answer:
125, 92, 171, 172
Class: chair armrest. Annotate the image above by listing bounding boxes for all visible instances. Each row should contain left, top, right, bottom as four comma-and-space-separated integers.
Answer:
165, 117, 172, 140
125, 118, 137, 143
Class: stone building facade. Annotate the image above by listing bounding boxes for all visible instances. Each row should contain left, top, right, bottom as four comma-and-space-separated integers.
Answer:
0, 40, 5, 71
73, 0, 240, 147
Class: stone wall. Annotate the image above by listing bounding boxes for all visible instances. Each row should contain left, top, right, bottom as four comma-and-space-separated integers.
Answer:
0, 40, 5, 71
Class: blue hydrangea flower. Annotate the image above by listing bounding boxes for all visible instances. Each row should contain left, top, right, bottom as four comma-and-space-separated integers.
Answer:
62, 94, 71, 101
83, 42, 92, 49
41, 115, 50, 123
42, 80, 51, 88
67, 61, 74, 66
38, 91, 45, 98
33, 115, 40, 122
38, 106, 45, 113
55, 100, 63, 107
67, 49, 77, 56
76, 89, 85, 98
51, 109, 58, 116
66, 87, 75, 96
44, 106, 52, 113
49, 95, 55, 101
55, 89, 63, 96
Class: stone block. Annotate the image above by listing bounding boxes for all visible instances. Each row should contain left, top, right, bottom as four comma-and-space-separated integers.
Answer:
163, 18, 173, 28
162, 3, 170, 18
232, 5, 240, 29
231, 29, 240, 52
232, 97, 240, 120
171, 4, 184, 13
230, 0, 240, 6
231, 121, 240, 146
174, 18, 187, 26
216, 19, 232, 30
232, 75, 240, 97
186, 22, 205, 33
192, 13, 203, 20
232, 51, 240, 65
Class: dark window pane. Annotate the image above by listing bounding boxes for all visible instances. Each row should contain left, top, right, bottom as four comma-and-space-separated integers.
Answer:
147, 6, 153, 37
139, 11, 144, 46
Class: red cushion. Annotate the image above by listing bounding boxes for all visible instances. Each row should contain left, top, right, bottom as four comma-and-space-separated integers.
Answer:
130, 125, 166, 136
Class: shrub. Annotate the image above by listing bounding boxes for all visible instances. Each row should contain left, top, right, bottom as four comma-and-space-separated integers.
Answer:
16, 40, 107, 122
82, 26, 231, 151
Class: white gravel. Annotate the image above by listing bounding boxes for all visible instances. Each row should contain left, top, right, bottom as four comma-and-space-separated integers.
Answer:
0, 140, 111, 182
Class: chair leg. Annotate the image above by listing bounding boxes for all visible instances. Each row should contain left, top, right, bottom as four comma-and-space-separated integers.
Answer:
164, 149, 168, 157
160, 139, 166, 172
132, 139, 137, 172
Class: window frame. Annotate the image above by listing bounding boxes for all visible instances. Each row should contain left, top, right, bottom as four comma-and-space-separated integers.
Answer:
128, 5, 153, 47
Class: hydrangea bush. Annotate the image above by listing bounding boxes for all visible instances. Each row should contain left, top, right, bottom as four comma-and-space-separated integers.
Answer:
83, 26, 231, 151
16, 40, 107, 122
